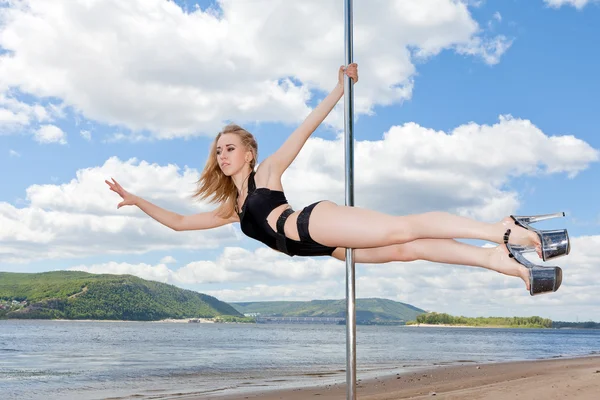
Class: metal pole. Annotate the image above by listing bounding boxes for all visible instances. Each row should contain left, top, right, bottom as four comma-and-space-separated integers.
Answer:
343, 0, 356, 399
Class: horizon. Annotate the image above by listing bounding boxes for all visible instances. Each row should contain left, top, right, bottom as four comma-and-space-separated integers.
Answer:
1, 0, 599, 322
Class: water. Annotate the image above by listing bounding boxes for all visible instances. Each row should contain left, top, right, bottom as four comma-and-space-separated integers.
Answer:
1, 320, 598, 399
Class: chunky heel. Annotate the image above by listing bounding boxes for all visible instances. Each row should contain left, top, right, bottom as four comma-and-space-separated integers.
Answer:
539, 229, 570, 260
511, 213, 570, 261
529, 266, 562, 296
504, 229, 563, 296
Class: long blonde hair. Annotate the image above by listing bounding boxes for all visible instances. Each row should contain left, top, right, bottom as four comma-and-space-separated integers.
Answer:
193, 124, 258, 218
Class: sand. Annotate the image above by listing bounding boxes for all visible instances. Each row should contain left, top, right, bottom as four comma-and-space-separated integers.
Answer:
203, 355, 600, 400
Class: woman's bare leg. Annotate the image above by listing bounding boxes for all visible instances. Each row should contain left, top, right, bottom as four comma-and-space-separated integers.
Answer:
309, 202, 540, 254
331, 239, 531, 290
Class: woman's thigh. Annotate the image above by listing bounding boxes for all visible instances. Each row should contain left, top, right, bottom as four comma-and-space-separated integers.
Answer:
308, 201, 413, 249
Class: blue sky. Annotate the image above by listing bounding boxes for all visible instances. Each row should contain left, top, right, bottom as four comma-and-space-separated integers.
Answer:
1, 0, 599, 321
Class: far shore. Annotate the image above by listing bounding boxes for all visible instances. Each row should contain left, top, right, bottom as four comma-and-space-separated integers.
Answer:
1, 320, 573, 328
156, 318, 215, 323
406, 323, 505, 328
2, 318, 216, 323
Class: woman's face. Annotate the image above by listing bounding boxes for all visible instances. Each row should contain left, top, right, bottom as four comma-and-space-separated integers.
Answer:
216, 133, 250, 175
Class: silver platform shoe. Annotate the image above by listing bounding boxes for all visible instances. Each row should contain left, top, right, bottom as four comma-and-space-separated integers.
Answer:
511, 212, 570, 261
504, 229, 562, 296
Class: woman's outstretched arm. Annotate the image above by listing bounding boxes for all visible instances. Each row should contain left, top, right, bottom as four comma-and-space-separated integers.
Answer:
267, 64, 358, 174
105, 178, 236, 231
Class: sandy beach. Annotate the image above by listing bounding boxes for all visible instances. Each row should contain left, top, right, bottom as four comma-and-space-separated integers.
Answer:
205, 355, 600, 400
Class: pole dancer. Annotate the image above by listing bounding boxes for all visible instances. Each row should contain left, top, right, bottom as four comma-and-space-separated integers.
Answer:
105, 61, 568, 296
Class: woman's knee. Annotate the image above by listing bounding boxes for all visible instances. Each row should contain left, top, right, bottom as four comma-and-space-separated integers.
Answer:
394, 243, 419, 262
389, 216, 416, 244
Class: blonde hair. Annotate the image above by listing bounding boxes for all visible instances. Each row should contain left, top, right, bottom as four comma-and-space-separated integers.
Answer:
193, 124, 258, 218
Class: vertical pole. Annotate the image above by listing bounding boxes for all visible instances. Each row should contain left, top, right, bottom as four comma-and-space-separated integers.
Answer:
343, 1, 356, 399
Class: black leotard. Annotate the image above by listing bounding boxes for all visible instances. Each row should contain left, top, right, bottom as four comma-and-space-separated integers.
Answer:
237, 172, 336, 257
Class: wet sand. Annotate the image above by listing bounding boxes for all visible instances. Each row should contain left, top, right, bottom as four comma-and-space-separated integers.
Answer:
205, 355, 600, 399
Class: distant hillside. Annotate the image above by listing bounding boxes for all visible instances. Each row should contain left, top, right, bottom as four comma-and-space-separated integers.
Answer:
231, 298, 426, 324
0, 271, 243, 321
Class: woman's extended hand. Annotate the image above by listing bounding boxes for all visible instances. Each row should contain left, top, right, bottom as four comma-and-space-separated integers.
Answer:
105, 178, 138, 208
338, 63, 359, 87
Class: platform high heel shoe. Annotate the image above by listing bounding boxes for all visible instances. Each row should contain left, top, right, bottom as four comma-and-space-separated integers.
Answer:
504, 229, 562, 296
510, 212, 570, 261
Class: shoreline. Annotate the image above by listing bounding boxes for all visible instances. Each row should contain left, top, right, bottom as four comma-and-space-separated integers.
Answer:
404, 323, 538, 328
1, 317, 216, 323
2, 319, 580, 328
203, 354, 600, 400
406, 323, 492, 328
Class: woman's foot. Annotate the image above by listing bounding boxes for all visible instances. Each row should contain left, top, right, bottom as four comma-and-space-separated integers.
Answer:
488, 245, 531, 291
498, 217, 542, 258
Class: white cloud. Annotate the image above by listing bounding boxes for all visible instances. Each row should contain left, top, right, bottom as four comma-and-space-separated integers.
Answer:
0, 157, 238, 263
104, 131, 152, 144
456, 34, 512, 65
203, 281, 344, 303
0, 93, 52, 132
0, 0, 512, 139
160, 256, 177, 264
72, 247, 344, 285
465, 1, 485, 7
9, 149, 20, 157
69, 234, 600, 321
24, 157, 201, 214
80, 130, 91, 141
34, 124, 67, 144
0, 106, 29, 127
493, 12, 502, 22
544, 0, 599, 9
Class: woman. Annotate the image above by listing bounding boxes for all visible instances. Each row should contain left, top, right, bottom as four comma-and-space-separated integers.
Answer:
106, 64, 568, 296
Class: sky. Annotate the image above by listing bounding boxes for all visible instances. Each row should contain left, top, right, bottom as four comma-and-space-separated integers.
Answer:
1, 0, 599, 322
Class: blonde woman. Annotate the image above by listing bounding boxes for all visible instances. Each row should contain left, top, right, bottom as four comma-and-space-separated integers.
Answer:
106, 64, 569, 296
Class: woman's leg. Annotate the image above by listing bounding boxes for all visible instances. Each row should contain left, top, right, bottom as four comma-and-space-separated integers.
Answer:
331, 239, 531, 290
309, 201, 540, 253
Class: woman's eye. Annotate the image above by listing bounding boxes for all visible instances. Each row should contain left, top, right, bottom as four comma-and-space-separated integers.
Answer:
227, 147, 234, 152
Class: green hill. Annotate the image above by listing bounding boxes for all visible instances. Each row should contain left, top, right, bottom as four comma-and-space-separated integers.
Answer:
231, 298, 426, 324
0, 271, 243, 321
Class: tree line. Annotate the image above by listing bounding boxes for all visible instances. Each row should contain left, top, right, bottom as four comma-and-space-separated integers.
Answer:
408, 312, 553, 328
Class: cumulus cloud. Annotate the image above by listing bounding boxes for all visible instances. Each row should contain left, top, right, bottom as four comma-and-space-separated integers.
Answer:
544, 0, 599, 9
0, 157, 239, 263
25, 157, 200, 215
34, 124, 67, 144
80, 130, 91, 141
72, 247, 344, 284
1, 116, 596, 264
160, 255, 177, 264
9, 149, 20, 157
0, 93, 52, 132
456, 35, 512, 65
0, 0, 512, 139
